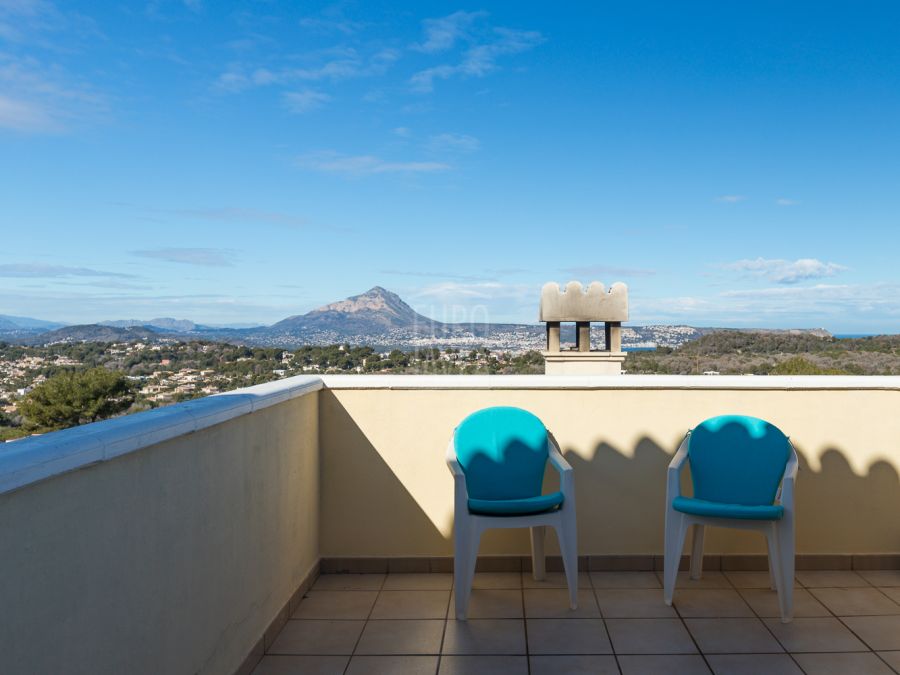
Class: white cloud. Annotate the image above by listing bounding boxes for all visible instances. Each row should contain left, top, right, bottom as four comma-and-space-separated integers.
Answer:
0, 93, 58, 132
411, 26, 544, 92
715, 195, 746, 203
392, 126, 412, 138
413, 10, 486, 53
722, 257, 847, 284
0, 263, 134, 278
215, 48, 399, 94
132, 248, 235, 267
410, 281, 536, 324
296, 151, 450, 176
427, 132, 479, 153
283, 89, 330, 114
776, 198, 800, 206
0, 52, 107, 133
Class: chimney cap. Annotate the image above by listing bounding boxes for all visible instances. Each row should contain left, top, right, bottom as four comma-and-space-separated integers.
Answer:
539, 281, 628, 322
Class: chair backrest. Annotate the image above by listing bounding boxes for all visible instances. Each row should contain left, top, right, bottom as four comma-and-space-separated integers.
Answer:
454, 406, 549, 501
688, 415, 790, 506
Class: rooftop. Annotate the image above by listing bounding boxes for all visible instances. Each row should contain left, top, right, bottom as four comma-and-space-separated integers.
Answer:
1, 374, 899, 674
258, 569, 900, 675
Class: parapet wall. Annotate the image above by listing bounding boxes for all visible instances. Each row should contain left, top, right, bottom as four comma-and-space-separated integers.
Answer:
0, 379, 322, 675
319, 375, 900, 560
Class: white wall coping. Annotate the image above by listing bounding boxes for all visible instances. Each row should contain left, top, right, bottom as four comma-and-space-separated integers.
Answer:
321, 374, 900, 390
0, 375, 323, 496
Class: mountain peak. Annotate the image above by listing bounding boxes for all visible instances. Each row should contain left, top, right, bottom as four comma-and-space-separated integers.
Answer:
271, 286, 440, 334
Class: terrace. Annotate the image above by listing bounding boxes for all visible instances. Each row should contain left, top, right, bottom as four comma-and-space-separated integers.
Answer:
1, 374, 900, 674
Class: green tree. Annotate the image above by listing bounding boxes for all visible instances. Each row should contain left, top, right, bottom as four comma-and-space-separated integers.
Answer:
19, 368, 135, 430
769, 356, 846, 375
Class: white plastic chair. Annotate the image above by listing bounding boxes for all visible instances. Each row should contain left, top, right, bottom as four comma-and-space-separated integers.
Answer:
663, 415, 799, 622
446, 406, 578, 620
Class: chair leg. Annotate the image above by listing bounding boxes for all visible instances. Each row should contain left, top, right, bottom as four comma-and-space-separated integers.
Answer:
776, 518, 795, 623
556, 510, 579, 610
530, 526, 546, 581
766, 534, 778, 590
663, 510, 687, 606
690, 524, 705, 580
454, 518, 481, 620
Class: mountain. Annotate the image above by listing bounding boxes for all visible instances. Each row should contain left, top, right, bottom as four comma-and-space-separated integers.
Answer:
269, 286, 443, 335
0, 314, 65, 330
26, 324, 167, 344
101, 317, 199, 332
6, 286, 835, 351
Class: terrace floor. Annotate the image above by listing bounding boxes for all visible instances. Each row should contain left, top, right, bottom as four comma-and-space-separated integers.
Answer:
254, 569, 900, 675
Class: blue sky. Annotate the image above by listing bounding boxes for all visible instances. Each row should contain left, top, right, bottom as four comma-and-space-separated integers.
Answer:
2, 1, 900, 331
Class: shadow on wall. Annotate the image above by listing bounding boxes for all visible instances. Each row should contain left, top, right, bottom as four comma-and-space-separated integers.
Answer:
565, 437, 900, 556
320, 389, 900, 559
318, 389, 447, 558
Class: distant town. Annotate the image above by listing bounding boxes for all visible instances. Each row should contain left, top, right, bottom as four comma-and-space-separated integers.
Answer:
3, 330, 899, 442
3, 285, 897, 442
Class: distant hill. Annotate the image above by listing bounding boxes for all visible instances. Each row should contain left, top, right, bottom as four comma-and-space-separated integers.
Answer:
270, 286, 442, 334
0, 314, 65, 330
28, 324, 167, 344
101, 317, 199, 332
5, 286, 842, 351
623, 330, 899, 375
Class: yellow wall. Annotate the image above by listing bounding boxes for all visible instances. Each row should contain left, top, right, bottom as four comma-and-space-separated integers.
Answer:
0, 393, 319, 675
320, 386, 900, 557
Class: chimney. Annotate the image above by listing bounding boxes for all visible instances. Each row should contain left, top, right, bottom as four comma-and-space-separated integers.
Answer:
539, 281, 628, 375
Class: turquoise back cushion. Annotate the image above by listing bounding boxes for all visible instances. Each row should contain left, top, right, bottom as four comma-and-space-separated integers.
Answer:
688, 415, 790, 506
454, 407, 549, 501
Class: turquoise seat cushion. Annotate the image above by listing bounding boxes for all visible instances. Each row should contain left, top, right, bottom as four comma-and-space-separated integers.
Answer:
688, 415, 790, 507
673, 496, 784, 520
454, 406, 549, 502
468, 491, 564, 516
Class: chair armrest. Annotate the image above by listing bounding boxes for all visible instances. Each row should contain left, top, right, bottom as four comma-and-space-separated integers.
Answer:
777, 440, 800, 508
446, 438, 469, 507
666, 433, 690, 504
548, 436, 574, 499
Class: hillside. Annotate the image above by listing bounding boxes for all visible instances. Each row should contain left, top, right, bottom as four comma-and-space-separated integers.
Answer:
624, 332, 900, 375
270, 286, 443, 334
2, 286, 847, 353
29, 324, 168, 345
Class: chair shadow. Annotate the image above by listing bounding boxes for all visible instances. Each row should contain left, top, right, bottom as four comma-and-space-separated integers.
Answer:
565, 435, 900, 558
320, 389, 900, 563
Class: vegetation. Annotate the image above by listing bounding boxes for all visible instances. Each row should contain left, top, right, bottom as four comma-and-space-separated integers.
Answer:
2, 331, 899, 441
624, 332, 900, 375
19, 368, 135, 431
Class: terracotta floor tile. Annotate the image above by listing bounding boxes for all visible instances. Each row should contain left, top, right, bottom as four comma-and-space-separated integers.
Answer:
618, 654, 711, 674
267, 620, 364, 655
370, 590, 449, 619
526, 618, 612, 655
291, 591, 378, 620
442, 619, 527, 655
529, 654, 619, 674
763, 617, 868, 653
438, 655, 529, 674
606, 618, 697, 655
792, 652, 896, 675
355, 619, 444, 655
345, 655, 438, 675
251, 655, 349, 675
684, 618, 782, 654
523, 589, 600, 618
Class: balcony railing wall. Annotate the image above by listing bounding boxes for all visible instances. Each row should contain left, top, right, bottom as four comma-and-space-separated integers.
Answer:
0, 378, 321, 675
320, 375, 900, 560
1, 373, 899, 675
